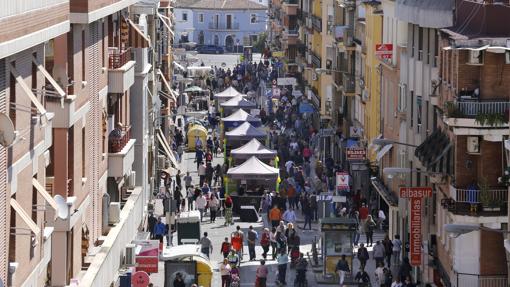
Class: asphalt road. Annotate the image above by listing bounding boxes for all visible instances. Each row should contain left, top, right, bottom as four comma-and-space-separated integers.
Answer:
194, 53, 263, 70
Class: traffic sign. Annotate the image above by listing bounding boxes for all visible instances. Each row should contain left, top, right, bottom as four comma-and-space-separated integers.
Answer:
132, 271, 150, 287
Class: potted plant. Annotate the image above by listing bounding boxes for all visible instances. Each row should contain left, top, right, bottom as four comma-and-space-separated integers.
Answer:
479, 179, 501, 211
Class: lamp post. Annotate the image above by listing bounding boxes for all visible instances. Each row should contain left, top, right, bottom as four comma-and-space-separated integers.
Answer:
372, 138, 418, 148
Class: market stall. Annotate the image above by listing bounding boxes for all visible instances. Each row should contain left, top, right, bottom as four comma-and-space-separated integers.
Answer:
224, 122, 267, 150
220, 95, 257, 115
230, 138, 276, 163
214, 86, 245, 105
221, 108, 262, 129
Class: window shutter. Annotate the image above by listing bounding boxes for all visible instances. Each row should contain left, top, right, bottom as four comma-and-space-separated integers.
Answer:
0, 59, 8, 283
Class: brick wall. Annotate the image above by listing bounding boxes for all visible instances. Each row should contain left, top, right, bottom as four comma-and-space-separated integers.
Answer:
455, 136, 502, 187
480, 230, 507, 275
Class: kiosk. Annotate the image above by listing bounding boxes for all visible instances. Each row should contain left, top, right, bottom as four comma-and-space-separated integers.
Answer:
161, 244, 213, 287
320, 217, 357, 276
176, 211, 201, 245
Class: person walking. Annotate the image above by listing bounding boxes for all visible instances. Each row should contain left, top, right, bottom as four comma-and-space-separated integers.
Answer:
269, 205, 282, 228
186, 186, 195, 211
260, 228, 271, 259
198, 162, 206, 187
153, 217, 166, 243
255, 260, 269, 287
282, 207, 296, 225
357, 243, 369, 271
302, 200, 313, 230
232, 226, 244, 261
383, 235, 394, 268
224, 195, 233, 225
227, 249, 240, 268
276, 249, 289, 285
184, 172, 193, 190
196, 193, 207, 221
375, 262, 385, 286
373, 240, 385, 267
147, 213, 157, 239
270, 227, 278, 260
398, 257, 413, 282
392, 234, 402, 266
219, 258, 232, 287
366, 215, 377, 246
335, 254, 350, 286
199, 232, 212, 258
247, 225, 258, 261
221, 237, 232, 258
354, 267, 370, 286
209, 193, 219, 223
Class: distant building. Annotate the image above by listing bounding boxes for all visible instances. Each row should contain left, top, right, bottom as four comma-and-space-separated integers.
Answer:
174, 0, 267, 51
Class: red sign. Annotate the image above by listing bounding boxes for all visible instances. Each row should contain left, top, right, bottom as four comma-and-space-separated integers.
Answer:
375, 44, 393, 59
410, 197, 422, 266
399, 187, 432, 198
336, 172, 350, 190
346, 148, 366, 160
136, 257, 159, 273
132, 271, 150, 287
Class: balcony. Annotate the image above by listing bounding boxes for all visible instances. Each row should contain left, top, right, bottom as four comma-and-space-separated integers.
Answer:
443, 100, 510, 129
208, 22, 240, 31
342, 73, 356, 94
457, 274, 508, 287
311, 15, 322, 33
108, 127, 135, 178
108, 48, 135, 94
282, 0, 298, 16
311, 51, 321, 68
445, 184, 508, 217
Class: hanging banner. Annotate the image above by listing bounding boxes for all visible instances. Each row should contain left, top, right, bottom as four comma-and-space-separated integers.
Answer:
346, 148, 366, 161
409, 197, 422, 266
336, 172, 349, 191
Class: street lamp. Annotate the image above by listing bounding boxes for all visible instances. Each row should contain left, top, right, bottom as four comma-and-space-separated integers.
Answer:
372, 138, 418, 148
444, 223, 510, 238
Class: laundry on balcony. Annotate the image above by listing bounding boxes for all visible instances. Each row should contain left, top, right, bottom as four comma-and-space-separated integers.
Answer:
414, 129, 452, 169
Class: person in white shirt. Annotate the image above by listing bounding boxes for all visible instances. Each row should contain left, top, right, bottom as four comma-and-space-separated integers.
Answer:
392, 234, 402, 265
196, 193, 207, 222
374, 262, 385, 285
378, 209, 386, 230
282, 208, 296, 225
219, 258, 232, 287
285, 160, 294, 175
391, 277, 403, 287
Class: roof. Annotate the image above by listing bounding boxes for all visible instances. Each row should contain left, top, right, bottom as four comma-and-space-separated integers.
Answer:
225, 122, 267, 138
173, 0, 201, 8
220, 95, 257, 108
231, 138, 276, 159
227, 156, 279, 179
214, 86, 244, 98
188, 0, 267, 10
221, 109, 261, 123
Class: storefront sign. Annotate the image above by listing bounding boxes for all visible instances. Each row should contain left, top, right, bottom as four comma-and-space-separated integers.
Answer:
320, 222, 357, 231
272, 51, 284, 58
336, 172, 349, 190
277, 77, 297, 86
346, 148, 366, 160
400, 187, 432, 266
133, 240, 160, 273
132, 271, 150, 287
375, 44, 393, 59
349, 126, 363, 137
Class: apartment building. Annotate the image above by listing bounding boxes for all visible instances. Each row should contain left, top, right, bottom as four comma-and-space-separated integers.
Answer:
0, 1, 70, 286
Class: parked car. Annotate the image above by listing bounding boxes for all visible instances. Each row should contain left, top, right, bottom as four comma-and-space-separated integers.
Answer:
197, 45, 224, 54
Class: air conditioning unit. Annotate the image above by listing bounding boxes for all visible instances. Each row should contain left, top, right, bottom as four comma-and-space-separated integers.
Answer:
124, 244, 136, 266
312, 72, 318, 81
467, 136, 480, 154
306, 17, 312, 29
468, 50, 483, 65
157, 155, 166, 169
108, 202, 121, 224
306, 53, 312, 65
126, 171, 136, 189
361, 89, 369, 101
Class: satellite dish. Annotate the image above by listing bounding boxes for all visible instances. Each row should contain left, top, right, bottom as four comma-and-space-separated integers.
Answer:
54, 195, 69, 220
0, 113, 16, 147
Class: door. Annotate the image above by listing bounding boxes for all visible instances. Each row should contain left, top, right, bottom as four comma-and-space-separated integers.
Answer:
198, 31, 205, 45
214, 15, 219, 29
226, 15, 232, 29
225, 35, 234, 52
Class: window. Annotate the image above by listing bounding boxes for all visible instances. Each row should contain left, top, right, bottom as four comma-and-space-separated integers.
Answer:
410, 91, 414, 127
417, 95, 422, 132
199, 13, 204, 23
82, 127, 86, 178
9, 61, 16, 128
182, 12, 188, 21
398, 83, 407, 112
251, 14, 257, 24
250, 35, 258, 45
418, 27, 423, 61
81, 29, 86, 82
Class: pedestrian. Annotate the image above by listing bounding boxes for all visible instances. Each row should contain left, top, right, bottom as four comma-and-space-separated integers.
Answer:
391, 278, 403, 287
147, 213, 157, 239
383, 235, 394, 267
269, 205, 282, 228
228, 247, 240, 267
282, 207, 296, 225
302, 200, 312, 230
373, 240, 385, 267
214, 163, 223, 187
247, 225, 258, 261
173, 272, 185, 287
392, 234, 402, 266
260, 228, 271, 259
224, 195, 233, 225
196, 192, 207, 221
310, 192, 318, 221
174, 187, 182, 213
186, 186, 195, 211
359, 203, 369, 224
366, 215, 376, 246
383, 267, 393, 287
276, 249, 289, 285
270, 227, 278, 259
205, 162, 214, 185
354, 267, 370, 286
378, 209, 386, 230
335, 254, 350, 285
232, 226, 244, 261
153, 217, 166, 243
195, 148, 204, 170
375, 262, 385, 285
221, 237, 231, 258
402, 276, 415, 287
198, 162, 206, 186
353, 211, 361, 246
199, 232, 212, 258
255, 260, 268, 287
177, 144, 183, 162
184, 172, 193, 190
220, 258, 232, 287
398, 257, 413, 282
357, 243, 369, 270
209, 193, 219, 223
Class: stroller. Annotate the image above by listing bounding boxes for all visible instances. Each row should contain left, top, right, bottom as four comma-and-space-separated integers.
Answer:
289, 246, 300, 268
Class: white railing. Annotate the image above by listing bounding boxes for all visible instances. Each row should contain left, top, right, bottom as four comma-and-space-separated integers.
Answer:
452, 187, 507, 203
480, 276, 508, 287
458, 273, 508, 287
0, 0, 69, 19
456, 101, 510, 117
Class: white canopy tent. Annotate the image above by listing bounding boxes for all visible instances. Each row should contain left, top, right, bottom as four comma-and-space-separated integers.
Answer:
220, 95, 257, 109
225, 122, 267, 140
214, 86, 244, 99
221, 109, 261, 127
231, 138, 276, 159
227, 156, 279, 179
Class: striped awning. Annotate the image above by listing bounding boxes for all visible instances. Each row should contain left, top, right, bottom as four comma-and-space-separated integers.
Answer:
127, 18, 151, 49
11, 198, 41, 235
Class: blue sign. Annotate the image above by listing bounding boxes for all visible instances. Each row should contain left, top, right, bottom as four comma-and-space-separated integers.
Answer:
275, 62, 283, 69
299, 103, 314, 114
265, 90, 272, 97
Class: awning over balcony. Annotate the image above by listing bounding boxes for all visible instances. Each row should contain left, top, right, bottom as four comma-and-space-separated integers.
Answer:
127, 18, 151, 48
32, 55, 66, 100
158, 69, 176, 102
32, 178, 59, 213
158, 13, 175, 37
10, 198, 40, 235
173, 61, 186, 71
156, 129, 179, 169
376, 144, 393, 162
10, 63, 48, 121
414, 129, 452, 169
370, 177, 398, 207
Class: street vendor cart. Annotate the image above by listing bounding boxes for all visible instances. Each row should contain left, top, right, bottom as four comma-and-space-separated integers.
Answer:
161, 244, 213, 287
319, 217, 357, 277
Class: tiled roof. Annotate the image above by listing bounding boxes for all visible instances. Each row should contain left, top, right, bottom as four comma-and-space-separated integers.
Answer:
173, 0, 202, 8
188, 0, 267, 10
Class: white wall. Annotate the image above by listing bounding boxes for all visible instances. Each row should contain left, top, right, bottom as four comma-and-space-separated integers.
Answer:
453, 231, 480, 275
174, 8, 195, 43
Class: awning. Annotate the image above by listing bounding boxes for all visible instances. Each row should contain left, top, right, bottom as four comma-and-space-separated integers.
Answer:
159, 90, 176, 102
158, 13, 175, 37
170, 89, 179, 100
10, 63, 48, 120
156, 129, 179, 169
127, 18, 151, 48
173, 61, 186, 71
376, 144, 393, 162
415, 129, 452, 169
370, 177, 398, 207
157, 69, 175, 100
161, 166, 178, 176
10, 198, 41, 235
32, 55, 66, 103
32, 178, 59, 212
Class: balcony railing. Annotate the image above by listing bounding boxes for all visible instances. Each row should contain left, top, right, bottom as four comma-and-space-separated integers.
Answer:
446, 185, 508, 216
108, 48, 131, 69
208, 22, 240, 30
452, 187, 507, 204
343, 73, 356, 93
449, 100, 510, 117
311, 51, 321, 68
311, 15, 322, 32
109, 126, 132, 153
457, 273, 508, 287
287, 28, 299, 36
